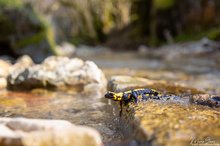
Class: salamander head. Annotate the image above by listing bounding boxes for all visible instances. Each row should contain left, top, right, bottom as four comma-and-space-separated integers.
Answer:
105, 91, 115, 99
105, 91, 123, 101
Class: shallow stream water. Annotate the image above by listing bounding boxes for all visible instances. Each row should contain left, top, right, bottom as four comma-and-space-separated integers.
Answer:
0, 47, 220, 145
0, 90, 124, 143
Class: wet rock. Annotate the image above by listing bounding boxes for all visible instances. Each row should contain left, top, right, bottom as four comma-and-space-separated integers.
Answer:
7, 56, 106, 92
107, 75, 220, 145
0, 117, 102, 146
191, 94, 220, 107
0, 1, 59, 62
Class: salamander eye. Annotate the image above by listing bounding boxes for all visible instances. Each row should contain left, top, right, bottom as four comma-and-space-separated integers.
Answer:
105, 92, 115, 99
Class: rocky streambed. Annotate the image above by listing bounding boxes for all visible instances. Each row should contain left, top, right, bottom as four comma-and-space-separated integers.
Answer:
0, 39, 220, 146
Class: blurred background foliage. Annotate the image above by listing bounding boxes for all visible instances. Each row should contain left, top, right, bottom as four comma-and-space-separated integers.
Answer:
0, 0, 220, 53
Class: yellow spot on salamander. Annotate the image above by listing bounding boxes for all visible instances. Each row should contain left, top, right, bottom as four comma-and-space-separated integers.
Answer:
138, 95, 142, 99
113, 92, 123, 101
127, 94, 131, 99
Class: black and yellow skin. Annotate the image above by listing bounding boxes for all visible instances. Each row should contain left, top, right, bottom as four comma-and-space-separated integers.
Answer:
105, 88, 162, 104
105, 88, 162, 116
105, 88, 183, 116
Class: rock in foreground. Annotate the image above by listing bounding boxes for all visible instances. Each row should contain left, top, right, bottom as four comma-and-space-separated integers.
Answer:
7, 56, 106, 92
107, 76, 220, 146
0, 117, 102, 146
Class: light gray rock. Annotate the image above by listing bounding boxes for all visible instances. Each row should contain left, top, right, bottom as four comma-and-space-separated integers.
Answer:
0, 59, 12, 89
56, 42, 76, 57
0, 78, 7, 89
7, 56, 106, 92
0, 55, 34, 78
0, 117, 102, 146
0, 59, 11, 78
107, 75, 158, 92
9, 55, 34, 73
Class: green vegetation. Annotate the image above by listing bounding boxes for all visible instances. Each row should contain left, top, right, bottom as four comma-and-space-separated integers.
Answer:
14, 31, 45, 49
1, 0, 220, 49
34, 11, 58, 55
0, 0, 59, 60
175, 27, 220, 42
154, 0, 175, 10
46, 26, 58, 55
0, 0, 23, 8
207, 28, 220, 40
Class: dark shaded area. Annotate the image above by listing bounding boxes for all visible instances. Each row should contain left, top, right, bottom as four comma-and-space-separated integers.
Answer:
0, 0, 220, 57
105, 0, 220, 49
0, 1, 57, 62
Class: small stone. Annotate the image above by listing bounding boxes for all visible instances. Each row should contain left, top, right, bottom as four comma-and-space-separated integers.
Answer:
56, 42, 76, 57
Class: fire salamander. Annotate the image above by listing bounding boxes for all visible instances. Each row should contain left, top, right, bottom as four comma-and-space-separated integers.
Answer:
105, 88, 163, 116
105, 88, 162, 103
